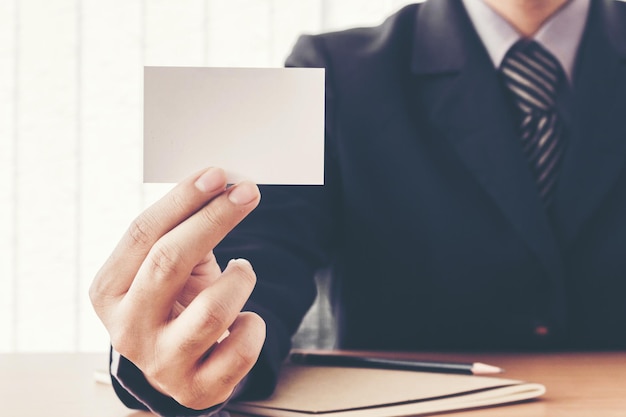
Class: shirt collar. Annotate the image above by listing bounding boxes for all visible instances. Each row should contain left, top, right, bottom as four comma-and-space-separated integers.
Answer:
461, 0, 591, 82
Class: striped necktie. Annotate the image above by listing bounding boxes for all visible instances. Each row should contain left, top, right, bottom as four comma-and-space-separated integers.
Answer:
501, 40, 566, 207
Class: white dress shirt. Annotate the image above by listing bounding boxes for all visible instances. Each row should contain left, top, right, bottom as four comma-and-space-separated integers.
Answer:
462, 0, 591, 82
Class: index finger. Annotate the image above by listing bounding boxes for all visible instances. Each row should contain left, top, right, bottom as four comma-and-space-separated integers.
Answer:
125, 181, 261, 324
91, 167, 228, 301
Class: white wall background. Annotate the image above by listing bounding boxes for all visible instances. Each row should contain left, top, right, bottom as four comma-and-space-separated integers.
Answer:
0, 0, 417, 353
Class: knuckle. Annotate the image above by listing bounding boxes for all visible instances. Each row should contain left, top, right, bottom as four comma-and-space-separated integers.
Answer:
110, 329, 139, 361
232, 343, 259, 369
223, 314, 265, 370
89, 274, 114, 302
88, 280, 102, 306
88, 272, 122, 321
177, 334, 206, 356
127, 215, 155, 248
218, 372, 239, 392
147, 242, 185, 277
200, 297, 232, 329
168, 191, 188, 215
197, 203, 228, 231
89, 267, 110, 303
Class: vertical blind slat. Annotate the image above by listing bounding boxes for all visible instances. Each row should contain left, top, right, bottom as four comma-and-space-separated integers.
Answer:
78, 0, 144, 352
207, 0, 273, 67
16, 0, 78, 351
0, 0, 18, 352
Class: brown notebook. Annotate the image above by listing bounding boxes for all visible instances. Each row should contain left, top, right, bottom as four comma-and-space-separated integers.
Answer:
227, 364, 545, 417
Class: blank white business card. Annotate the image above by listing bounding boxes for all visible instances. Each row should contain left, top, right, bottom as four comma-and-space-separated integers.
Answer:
144, 66, 325, 184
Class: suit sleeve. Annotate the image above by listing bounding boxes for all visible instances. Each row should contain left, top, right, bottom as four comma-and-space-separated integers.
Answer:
213, 33, 341, 399
109, 348, 237, 416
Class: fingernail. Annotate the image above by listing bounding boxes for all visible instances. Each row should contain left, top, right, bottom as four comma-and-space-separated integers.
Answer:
217, 329, 230, 343
194, 167, 225, 193
228, 258, 252, 268
228, 182, 259, 205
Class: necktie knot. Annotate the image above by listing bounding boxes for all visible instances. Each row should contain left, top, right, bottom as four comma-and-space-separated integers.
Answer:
501, 40, 562, 113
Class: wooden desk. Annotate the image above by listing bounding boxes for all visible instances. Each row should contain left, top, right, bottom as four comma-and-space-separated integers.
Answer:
384, 351, 626, 417
1, 352, 625, 416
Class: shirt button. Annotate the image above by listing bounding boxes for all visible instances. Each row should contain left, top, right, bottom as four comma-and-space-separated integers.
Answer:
534, 325, 550, 337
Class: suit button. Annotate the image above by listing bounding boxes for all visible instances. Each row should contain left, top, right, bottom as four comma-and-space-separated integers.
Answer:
534, 325, 550, 337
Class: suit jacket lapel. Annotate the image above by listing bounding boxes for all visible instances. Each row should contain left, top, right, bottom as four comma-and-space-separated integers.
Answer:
552, 0, 626, 248
408, 0, 563, 281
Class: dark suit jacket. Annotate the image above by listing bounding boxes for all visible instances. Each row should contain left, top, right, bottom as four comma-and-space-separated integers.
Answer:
215, 0, 626, 397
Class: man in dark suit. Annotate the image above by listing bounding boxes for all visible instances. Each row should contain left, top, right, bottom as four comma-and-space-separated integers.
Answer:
90, 0, 626, 415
